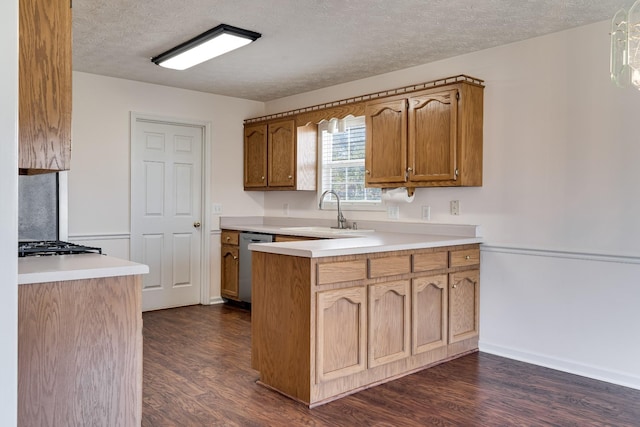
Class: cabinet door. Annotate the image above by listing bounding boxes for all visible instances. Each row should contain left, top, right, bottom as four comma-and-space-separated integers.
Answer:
365, 100, 407, 184
368, 280, 410, 368
244, 124, 268, 188
267, 119, 296, 188
19, 0, 72, 172
449, 269, 479, 343
221, 245, 239, 300
316, 286, 366, 382
412, 274, 448, 355
408, 89, 458, 183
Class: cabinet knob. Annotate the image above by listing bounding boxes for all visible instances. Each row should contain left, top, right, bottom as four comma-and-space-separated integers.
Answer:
233, 255, 238, 260
226, 236, 231, 241
407, 167, 413, 172
261, 176, 265, 180
452, 284, 457, 289
365, 169, 370, 175
465, 255, 471, 260
288, 175, 293, 179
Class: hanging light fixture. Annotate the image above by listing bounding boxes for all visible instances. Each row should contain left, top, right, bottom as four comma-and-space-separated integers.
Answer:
151, 24, 261, 70
611, 1, 640, 89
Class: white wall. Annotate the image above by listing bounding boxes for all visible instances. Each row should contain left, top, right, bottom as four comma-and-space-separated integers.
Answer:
70, 72, 265, 301
262, 21, 640, 389
0, 0, 19, 423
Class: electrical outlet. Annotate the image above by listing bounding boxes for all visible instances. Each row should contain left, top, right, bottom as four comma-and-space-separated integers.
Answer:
387, 206, 400, 220
421, 205, 431, 221
450, 200, 460, 216
212, 203, 223, 214
283, 203, 290, 216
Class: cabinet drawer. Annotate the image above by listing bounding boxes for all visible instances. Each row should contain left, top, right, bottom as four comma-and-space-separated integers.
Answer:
317, 260, 367, 285
412, 251, 448, 272
274, 235, 318, 242
449, 248, 480, 267
221, 230, 239, 246
368, 255, 411, 278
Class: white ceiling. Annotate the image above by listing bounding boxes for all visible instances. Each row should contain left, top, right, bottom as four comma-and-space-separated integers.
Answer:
73, 0, 634, 102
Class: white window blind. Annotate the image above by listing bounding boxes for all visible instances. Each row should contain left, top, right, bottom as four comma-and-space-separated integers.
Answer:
318, 116, 381, 208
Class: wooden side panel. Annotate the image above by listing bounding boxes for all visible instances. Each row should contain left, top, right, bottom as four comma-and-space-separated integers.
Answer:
18, 275, 142, 426
244, 124, 268, 188
274, 235, 319, 242
19, 0, 72, 172
268, 119, 296, 188
365, 100, 407, 184
220, 245, 239, 300
412, 274, 448, 354
408, 90, 458, 182
368, 280, 410, 368
449, 270, 480, 343
458, 83, 484, 186
252, 253, 312, 401
316, 286, 367, 382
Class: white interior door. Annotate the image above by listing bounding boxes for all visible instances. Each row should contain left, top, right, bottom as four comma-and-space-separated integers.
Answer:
131, 118, 203, 311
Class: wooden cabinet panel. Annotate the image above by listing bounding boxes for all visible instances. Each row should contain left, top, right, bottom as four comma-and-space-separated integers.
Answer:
221, 245, 239, 300
18, 275, 142, 426
449, 270, 480, 343
316, 286, 367, 382
317, 260, 367, 285
365, 99, 407, 184
274, 234, 319, 242
267, 120, 296, 187
449, 248, 480, 268
408, 90, 458, 182
19, 0, 72, 172
368, 280, 411, 368
368, 255, 411, 278
221, 230, 239, 246
244, 124, 268, 188
412, 274, 448, 355
413, 251, 448, 272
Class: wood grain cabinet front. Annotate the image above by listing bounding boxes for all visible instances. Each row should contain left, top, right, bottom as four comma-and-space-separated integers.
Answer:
412, 274, 448, 355
243, 119, 317, 191
19, 0, 72, 173
365, 82, 483, 193
316, 286, 367, 382
448, 269, 480, 344
220, 229, 240, 301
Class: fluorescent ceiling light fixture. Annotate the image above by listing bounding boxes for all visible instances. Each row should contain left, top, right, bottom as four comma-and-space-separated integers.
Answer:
151, 24, 261, 70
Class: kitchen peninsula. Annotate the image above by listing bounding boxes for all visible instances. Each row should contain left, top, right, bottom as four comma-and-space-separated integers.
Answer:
18, 254, 148, 426
221, 217, 481, 407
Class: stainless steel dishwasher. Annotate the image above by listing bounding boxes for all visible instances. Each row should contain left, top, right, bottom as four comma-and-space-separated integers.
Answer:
239, 232, 273, 303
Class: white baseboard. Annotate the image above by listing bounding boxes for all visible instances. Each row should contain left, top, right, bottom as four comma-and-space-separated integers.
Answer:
479, 342, 640, 391
209, 296, 225, 305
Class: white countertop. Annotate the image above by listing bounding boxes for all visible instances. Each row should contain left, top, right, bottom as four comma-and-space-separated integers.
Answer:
248, 231, 482, 258
18, 254, 149, 285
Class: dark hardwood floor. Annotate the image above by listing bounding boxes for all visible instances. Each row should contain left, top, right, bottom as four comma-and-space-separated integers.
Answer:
142, 304, 640, 426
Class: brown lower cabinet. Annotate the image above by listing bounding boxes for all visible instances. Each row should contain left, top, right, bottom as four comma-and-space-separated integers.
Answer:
18, 275, 142, 426
220, 230, 240, 301
252, 244, 480, 407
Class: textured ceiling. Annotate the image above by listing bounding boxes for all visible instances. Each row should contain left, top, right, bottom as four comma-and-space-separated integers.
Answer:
73, 0, 634, 102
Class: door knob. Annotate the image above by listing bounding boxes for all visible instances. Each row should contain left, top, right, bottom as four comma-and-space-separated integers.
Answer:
193, 221, 201, 228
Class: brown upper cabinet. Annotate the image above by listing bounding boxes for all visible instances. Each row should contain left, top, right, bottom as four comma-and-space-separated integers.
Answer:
243, 75, 483, 194
19, 0, 72, 173
244, 119, 317, 191
365, 82, 483, 194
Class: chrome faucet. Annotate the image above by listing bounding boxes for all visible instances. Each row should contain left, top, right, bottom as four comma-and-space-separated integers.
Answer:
319, 190, 347, 229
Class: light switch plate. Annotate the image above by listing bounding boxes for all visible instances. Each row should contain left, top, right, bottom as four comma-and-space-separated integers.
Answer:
212, 203, 223, 214
421, 205, 431, 221
450, 200, 460, 215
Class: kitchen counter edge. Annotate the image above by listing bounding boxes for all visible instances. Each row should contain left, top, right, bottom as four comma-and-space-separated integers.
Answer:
18, 254, 149, 285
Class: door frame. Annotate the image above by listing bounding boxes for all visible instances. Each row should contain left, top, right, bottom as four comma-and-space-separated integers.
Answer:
129, 112, 212, 306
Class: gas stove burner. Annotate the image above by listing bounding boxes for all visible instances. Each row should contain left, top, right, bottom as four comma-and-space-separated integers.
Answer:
18, 240, 102, 257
